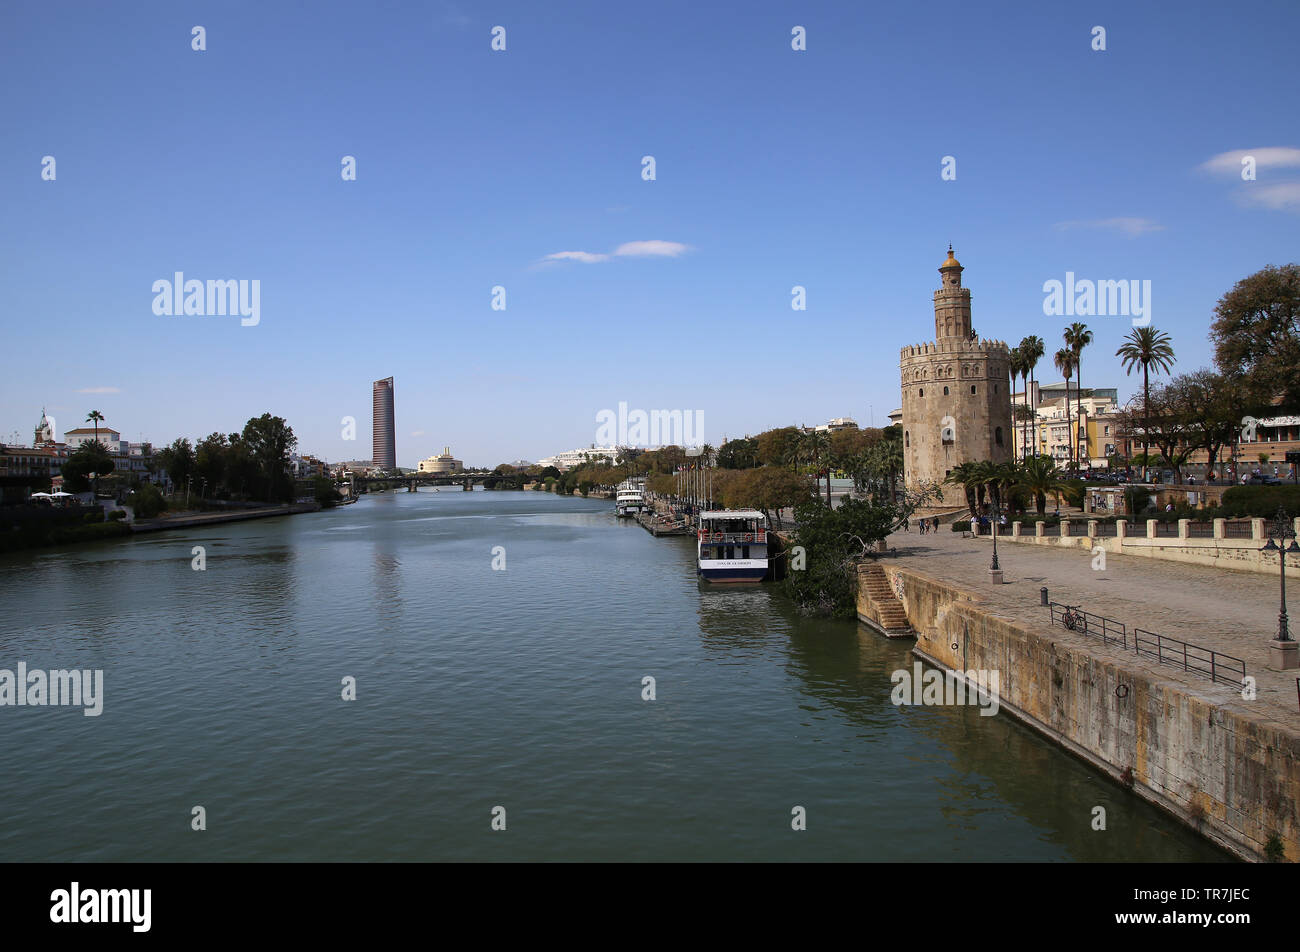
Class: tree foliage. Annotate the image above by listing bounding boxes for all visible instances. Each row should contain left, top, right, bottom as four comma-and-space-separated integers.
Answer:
1210, 263, 1300, 407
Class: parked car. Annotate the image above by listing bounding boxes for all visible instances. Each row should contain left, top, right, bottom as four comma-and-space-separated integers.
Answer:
1246, 473, 1281, 485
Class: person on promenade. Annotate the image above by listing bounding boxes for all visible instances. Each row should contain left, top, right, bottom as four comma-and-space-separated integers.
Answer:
933, 516, 940, 533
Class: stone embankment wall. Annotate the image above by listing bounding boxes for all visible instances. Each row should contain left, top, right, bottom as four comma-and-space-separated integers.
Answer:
881, 563, 1299, 862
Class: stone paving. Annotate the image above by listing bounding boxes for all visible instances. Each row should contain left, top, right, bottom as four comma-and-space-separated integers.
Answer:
886, 523, 1300, 732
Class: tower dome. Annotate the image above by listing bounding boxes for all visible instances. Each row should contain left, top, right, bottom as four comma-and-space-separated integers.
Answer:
940, 244, 962, 271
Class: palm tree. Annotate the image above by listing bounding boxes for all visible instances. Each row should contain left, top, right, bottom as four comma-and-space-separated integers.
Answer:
1007, 346, 1027, 460
802, 429, 832, 504
1115, 327, 1176, 482
86, 409, 104, 444
1063, 323, 1093, 472
1020, 335, 1045, 462
1053, 348, 1077, 472
945, 461, 980, 521
1017, 454, 1067, 516
85, 409, 106, 497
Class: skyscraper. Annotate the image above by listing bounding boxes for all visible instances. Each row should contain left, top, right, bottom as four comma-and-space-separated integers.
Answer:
372, 376, 396, 471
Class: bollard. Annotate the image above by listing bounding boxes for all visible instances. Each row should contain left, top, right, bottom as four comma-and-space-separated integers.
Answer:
1040, 586, 1048, 606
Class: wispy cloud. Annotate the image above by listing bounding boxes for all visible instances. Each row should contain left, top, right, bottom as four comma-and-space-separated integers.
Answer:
439, 2, 471, 27
612, 240, 689, 257
1052, 218, 1164, 238
1199, 147, 1300, 175
543, 250, 610, 264
410, 430, 426, 437
75, 386, 121, 394
539, 240, 690, 266
1238, 182, 1300, 210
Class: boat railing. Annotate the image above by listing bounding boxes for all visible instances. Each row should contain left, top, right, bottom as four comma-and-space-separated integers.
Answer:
697, 529, 767, 544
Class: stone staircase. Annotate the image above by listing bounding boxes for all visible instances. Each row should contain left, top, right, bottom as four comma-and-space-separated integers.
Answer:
856, 562, 914, 637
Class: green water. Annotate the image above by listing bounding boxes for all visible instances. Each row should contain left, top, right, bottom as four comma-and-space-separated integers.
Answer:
0, 490, 1228, 861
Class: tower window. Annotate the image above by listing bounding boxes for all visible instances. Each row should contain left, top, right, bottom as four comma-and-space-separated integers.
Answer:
919, 388, 924, 397
943, 386, 949, 395
994, 384, 999, 394
971, 385, 977, 395
995, 427, 1004, 446
904, 431, 910, 447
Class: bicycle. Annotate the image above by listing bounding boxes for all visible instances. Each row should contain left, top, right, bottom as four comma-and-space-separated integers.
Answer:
1060, 604, 1085, 632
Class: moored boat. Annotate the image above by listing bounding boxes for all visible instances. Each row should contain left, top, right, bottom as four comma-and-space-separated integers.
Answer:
696, 509, 769, 583
615, 478, 647, 517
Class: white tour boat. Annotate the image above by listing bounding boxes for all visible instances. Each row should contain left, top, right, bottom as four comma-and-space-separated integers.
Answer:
696, 509, 769, 583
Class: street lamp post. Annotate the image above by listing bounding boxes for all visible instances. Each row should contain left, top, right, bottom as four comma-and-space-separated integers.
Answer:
989, 497, 1004, 584
1263, 508, 1299, 669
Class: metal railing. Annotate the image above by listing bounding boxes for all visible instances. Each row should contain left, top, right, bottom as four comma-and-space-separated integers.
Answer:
1091, 521, 1135, 537
1047, 602, 1128, 648
1223, 521, 1255, 538
1133, 629, 1246, 686
697, 530, 767, 544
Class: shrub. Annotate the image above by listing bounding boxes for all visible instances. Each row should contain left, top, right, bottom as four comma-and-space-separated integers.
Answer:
1060, 479, 1086, 509
1265, 833, 1286, 862
1220, 485, 1300, 519
107, 509, 127, 521
132, 483, 167, 519
83, 509, 105, 523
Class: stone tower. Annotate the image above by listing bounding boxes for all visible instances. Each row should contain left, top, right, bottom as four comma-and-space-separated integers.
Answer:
899, 248, 1013, 507
34, 408, 55, 445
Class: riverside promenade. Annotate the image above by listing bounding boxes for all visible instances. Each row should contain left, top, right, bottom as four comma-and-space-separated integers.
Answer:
130, 501, 321, 533
877, 523, 1300, 860
885, 524, 1299, 730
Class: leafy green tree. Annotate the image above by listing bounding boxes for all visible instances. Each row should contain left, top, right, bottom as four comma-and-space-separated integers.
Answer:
717, 437, 759, 470
155, 437, 195, 490
195, 432, 230, 495
756, 427, 802, 470
241, 414, 297, 502
61, 440, 115, 494
1209, 263, 1300, 407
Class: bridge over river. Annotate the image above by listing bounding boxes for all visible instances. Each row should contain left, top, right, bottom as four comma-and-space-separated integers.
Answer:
352, 472, 494, 492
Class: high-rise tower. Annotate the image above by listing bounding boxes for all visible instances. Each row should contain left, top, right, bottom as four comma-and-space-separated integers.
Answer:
372, 377, 396, 471
899, 248, 1013, 507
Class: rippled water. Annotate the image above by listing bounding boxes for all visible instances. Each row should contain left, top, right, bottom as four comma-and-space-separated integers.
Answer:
0, 490, 1227, 861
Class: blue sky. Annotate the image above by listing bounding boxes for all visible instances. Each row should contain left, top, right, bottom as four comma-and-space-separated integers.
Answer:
2, 1, 1297, 467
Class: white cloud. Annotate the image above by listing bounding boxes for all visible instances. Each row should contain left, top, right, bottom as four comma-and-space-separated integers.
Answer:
1199, 147, 1300, 175
411, 430, 426, 437
75, 386, 121, 394
613, 240, 689, 257
1238, 182, 1300, 210
542, 251, 610, 264
1052, 218, 1164, 238
538, 239, 691, 267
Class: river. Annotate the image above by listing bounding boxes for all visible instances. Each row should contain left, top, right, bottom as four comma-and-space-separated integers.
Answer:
0, 489, 1228, 861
